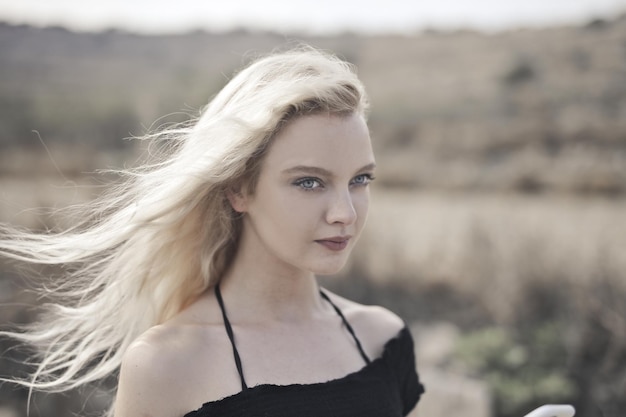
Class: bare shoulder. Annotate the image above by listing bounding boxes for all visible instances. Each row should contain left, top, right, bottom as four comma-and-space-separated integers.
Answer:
323, 291, 406, 359
113, 292, 238, 417
120, 323, 199, 378
114, 323, 205, 417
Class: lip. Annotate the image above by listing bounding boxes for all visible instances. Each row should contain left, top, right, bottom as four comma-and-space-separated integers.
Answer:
315, 235, 352, 251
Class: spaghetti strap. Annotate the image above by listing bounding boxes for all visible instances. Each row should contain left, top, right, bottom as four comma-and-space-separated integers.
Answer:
215, 285, 371, 393
319, 290, 372, 364
215, 284, 248, 390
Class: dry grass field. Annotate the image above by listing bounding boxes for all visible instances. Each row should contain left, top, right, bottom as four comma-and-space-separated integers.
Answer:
356, 189, 626, 313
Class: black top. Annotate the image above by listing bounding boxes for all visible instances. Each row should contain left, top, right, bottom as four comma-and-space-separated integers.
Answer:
183, 285, 425, 417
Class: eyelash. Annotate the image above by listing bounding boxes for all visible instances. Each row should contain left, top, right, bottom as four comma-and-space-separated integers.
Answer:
293, 174, 375, 191
352, 173, 375, 186
294, 177, 322, 191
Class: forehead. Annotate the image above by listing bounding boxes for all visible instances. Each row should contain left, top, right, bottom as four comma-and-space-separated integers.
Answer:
264, 113, 374, 173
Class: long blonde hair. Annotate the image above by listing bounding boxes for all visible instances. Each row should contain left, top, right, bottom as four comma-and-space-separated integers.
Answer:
0, 46, 369, 410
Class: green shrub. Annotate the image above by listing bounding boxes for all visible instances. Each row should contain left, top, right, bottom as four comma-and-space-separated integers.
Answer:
455, 322, 576, 417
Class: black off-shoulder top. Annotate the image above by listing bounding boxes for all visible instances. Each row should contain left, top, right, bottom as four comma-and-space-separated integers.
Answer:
183, 286, 425, 417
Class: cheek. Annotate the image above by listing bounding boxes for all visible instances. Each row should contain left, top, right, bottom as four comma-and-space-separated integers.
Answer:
258, 190, 319, 234
354, 192, 370, 223
282, 196, 324, 231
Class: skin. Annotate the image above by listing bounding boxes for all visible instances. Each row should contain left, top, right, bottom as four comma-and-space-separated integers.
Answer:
114, 113, 405, 417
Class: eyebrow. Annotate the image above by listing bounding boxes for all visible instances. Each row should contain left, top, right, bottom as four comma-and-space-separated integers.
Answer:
282, 163, 376, 177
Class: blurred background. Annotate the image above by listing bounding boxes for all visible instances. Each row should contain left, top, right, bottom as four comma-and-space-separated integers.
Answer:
1, 1, 626, 417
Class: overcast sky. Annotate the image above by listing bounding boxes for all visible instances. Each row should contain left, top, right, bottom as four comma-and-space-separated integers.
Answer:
0, 0, 625, 34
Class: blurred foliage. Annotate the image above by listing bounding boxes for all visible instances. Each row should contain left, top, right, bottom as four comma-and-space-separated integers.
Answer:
455, 323, 576, 417
502, 60, 536, 86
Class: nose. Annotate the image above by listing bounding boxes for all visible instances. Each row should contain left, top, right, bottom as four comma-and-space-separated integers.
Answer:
325, 189, 357, 225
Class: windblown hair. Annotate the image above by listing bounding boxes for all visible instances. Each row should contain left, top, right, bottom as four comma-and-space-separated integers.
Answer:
0, 46, 369, 413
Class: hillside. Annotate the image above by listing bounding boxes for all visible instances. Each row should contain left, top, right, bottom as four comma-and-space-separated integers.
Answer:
1, 18, 625, 193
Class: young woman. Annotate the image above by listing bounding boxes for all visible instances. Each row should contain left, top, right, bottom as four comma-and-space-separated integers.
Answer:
0, 46, 425, 417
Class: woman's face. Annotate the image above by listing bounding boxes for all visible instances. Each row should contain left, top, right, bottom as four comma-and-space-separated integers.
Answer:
233, 113, 375, 276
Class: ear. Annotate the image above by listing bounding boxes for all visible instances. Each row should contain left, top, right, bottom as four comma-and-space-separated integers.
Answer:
226, 187, 248, 213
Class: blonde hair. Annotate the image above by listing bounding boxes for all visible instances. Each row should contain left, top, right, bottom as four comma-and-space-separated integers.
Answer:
0, 45, 369, 412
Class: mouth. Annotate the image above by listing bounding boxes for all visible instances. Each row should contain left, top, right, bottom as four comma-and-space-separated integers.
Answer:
315, 236, 352, 251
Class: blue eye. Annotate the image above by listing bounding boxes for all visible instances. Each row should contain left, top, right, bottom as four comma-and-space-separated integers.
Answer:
351, 174, 374, 186
294, 178, 322, 191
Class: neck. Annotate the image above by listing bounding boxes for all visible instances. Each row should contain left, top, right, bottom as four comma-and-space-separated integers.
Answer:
219, 272, 324, 324
218, 230, 326, 324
